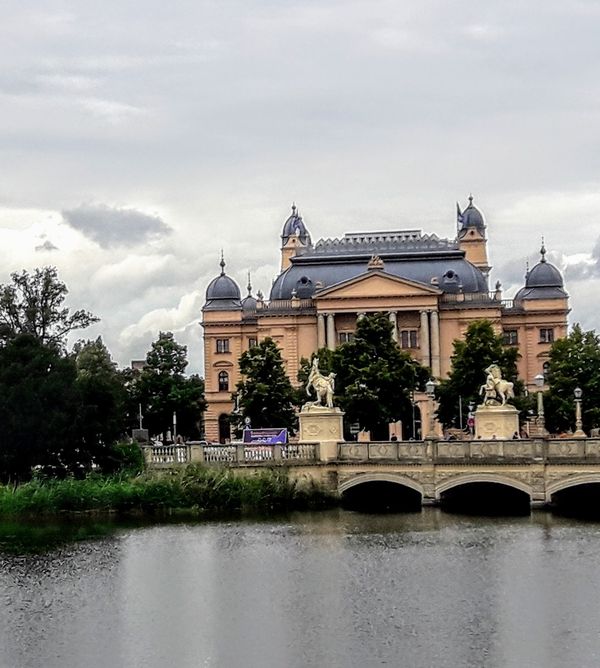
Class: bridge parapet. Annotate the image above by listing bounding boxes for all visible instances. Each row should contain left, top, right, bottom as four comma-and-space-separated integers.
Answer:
142, 442, 319, 468
142, 438, 600, 469
338, 438, 600, 463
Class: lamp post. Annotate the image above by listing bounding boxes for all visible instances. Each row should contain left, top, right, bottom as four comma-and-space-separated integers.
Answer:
425, 379, 438, 439
574, 386, 586, 437
534, 373, 545, 432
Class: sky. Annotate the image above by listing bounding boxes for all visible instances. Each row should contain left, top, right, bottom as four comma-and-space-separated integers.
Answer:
1, 1, 600, 375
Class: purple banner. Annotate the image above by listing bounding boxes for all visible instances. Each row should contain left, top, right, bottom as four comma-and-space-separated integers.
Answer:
243, 428, 288, 444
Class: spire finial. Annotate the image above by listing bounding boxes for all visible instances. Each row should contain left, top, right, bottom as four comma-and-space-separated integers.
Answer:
291, 202, 296, 214
540, 237, 547, 263
247, 272, 252, 295
219, 250, 226, 275
468, 193, 473, 205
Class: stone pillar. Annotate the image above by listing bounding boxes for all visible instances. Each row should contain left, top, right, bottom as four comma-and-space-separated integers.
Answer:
430, 309, 441, 378
420, 310, 430, 368
389, 311, 398, 342
299, 405, 345, 462
317, 313, 326, 348
326, 313, 336, 350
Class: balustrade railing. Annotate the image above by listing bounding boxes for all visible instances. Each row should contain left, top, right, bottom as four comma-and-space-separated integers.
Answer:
143, 442, 319, 468
143, 438, 600, 468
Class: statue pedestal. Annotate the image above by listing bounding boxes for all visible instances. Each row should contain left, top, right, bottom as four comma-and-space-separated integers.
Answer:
474, 404, 519, 440
299, 404, 345, 462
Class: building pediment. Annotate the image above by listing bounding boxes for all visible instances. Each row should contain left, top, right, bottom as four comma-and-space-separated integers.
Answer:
314, 270, 442, 300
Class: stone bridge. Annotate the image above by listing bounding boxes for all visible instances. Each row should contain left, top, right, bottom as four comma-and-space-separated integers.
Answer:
142, 438, 600, 508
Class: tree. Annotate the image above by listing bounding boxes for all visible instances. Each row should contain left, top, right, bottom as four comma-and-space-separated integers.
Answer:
73, 337, 128, 470
0, 267, 99, 348
235, 338, 299, 433
435, 320, 522, 428
544, 324, 600, 433
0, 334, 80, 481
131, 332, 206, 440
333, 313, 429, 439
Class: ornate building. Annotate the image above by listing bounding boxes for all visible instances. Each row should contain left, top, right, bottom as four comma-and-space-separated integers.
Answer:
202, 199, 569, 442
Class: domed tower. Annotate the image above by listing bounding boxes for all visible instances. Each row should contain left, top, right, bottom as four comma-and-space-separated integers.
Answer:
202, 254, 243, 443
509, 241, 569, 391
514, 242, 568, 304
280, 204, 312, 271
204, 254, 242, 311
457, 195, 491, 278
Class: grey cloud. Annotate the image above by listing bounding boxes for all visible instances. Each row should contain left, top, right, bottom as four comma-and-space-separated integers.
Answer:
564, 237, 600, 281
35, 239, 58, 252
62, 204, 172, 248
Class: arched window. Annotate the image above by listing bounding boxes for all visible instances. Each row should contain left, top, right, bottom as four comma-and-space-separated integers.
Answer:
218, 371, 229, 392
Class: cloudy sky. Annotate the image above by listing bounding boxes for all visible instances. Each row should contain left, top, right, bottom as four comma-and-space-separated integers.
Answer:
2, 1, 600, 374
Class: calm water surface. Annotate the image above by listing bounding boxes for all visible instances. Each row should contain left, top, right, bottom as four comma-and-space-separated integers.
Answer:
1, 509, 600, 668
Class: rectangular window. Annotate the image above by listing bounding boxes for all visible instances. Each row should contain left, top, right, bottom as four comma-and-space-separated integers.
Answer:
216, 339, 230, 354
503, 329, 518, 345
338, 332, 354, 344
539, 328, 554, 343
248, 337, 258, 349
400, 330, 418, 349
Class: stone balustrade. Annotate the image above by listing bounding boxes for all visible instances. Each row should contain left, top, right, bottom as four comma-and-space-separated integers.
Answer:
143, 438, 600, 469
142, 442, 319, 468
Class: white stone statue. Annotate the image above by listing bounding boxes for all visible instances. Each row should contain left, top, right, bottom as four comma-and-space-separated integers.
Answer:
306, 358, 336, 409
479, 364, 515, 406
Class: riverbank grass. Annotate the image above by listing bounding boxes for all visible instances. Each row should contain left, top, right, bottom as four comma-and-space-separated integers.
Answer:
0, 466, 335, 516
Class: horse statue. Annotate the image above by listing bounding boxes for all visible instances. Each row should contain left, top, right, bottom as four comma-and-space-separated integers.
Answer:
306, 358, 336, 409
479, 364, 514, 406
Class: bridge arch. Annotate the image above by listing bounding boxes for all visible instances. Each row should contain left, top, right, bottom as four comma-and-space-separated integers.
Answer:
339, 473, 424, 511
339, 472, 425, 497
435, 473, 533, 501
545, 474, 600, 503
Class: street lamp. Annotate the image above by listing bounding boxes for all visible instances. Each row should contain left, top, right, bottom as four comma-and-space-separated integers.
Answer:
425, 379, 438, 439
574, 386, 586, 437
534, 373, 545, 432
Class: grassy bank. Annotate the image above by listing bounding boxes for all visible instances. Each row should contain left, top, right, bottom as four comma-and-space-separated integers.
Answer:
0, 466, 336, 517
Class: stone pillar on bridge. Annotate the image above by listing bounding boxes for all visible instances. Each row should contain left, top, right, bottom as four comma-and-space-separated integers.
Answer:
299, 404, 345, 462
474, 404, 519, 440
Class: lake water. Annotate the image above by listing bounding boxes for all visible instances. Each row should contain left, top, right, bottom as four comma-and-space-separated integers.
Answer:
1, 509, 600, 668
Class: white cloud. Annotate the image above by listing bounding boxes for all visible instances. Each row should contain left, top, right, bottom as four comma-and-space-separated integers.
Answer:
0, 0, 600, 373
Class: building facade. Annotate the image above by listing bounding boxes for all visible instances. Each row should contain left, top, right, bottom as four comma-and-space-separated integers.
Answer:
202, 199, 569, 443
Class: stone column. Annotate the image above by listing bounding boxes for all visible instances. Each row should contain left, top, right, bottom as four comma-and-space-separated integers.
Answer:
326, 313, 336, 350
430, 309, 441, 378
420, 310, 430, 368
317, 313, 326, 348
389, 311, 398, 342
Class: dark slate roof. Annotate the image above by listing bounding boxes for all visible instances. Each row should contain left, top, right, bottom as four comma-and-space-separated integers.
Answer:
242, 294, 257, 311
458, 196, 485, 234
514, 245, 567, 302
308, 230, 458, 256
281, 205, 311, 244
514, 285, 568, 301
525, 260, 564, 288
270, 230, 488, 300
204, 259, 242, 310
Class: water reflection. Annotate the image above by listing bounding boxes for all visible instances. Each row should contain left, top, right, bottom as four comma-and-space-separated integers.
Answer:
2, 510, 600, 667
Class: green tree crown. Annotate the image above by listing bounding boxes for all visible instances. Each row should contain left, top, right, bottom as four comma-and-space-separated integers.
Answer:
236, 338, 298, 434
435, 319, 522, 428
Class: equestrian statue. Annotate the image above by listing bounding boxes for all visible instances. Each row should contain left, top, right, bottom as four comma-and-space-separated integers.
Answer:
305, 358, 336, 409
479, 364, 514, 406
